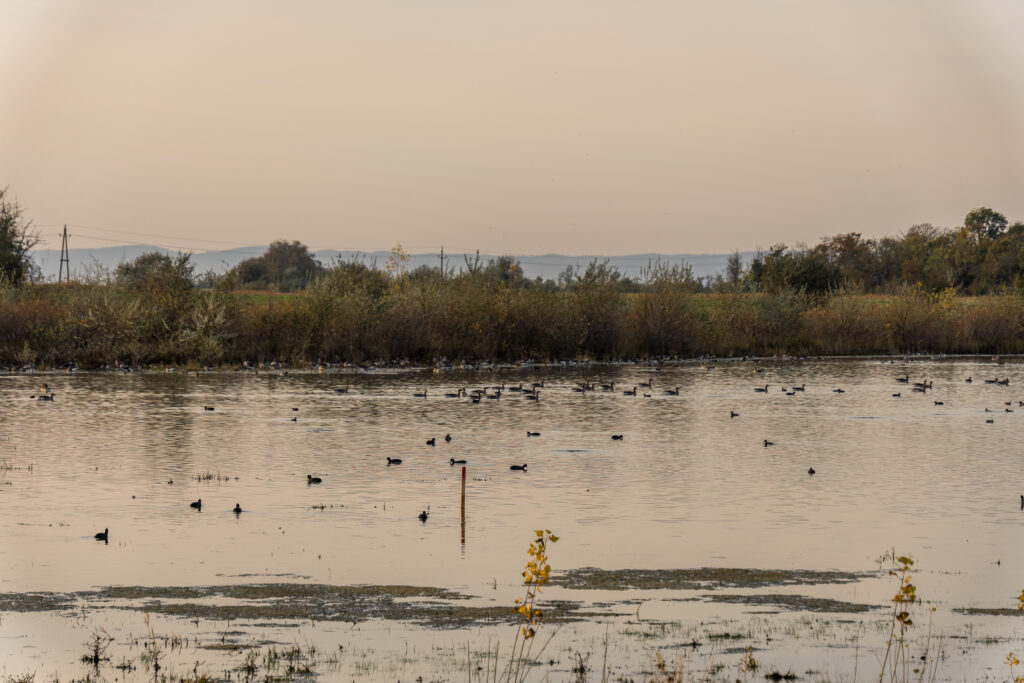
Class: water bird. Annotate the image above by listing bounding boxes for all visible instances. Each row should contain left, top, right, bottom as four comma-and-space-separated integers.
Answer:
94, 528, 108, 542
334, 387, 349, 393
444, 389, 463, 398
426, 438, 436, 446
167, 479, 173, 485
833, 388, 845, 393
808, 467, 816, 475
986, 419, 995, 424
444, 434, 452, 442
36, 393, 55, 401
526, 392, 539, 401
1020, 494, 1023, 509
450, 458, 467, 465
793, 384, 806, 391
764, 440, 775, 447
233, 504, 242, 514
934, 401, 944, 406
896, 376, 909, 383
526, 431, 541, 437
611, 434, 624, 440
664, 387, 679, 396
290, 416, 297, 422
413, 390, 428, 398
203, 406, 215, 411
892, 393, 901, 398
292, 407, 299, 411
1006, 408, 1014, 413
386, 457, 402, 465
639, 379, 652, 388
307, 475, 322, 484
418, 510, 429, 522
190, 499, 202, 510
643, 393, 651, 398
622, 387, 637, 396
510, 464, 527, 471
730, 411, 739, 418
965, 377, 972, 383
754, 385, 768, 393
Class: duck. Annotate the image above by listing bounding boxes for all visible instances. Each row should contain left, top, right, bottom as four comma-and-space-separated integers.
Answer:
986, 419, 995, 424
525, 392, 539, 401
754, 385, 769, 393
387, 457, 402, 465
622, 386, 637, 396
833, 388, 845, 393
450, 458, 467, 465
808, 467, 816, 475
334, 387, 349, 393
892, 393, 901, 398
664, 387, 679, 396
934, 401, 944, 406
896, 375, 910, 383
418, 510, 429, 522
510, 464, 527, 471
611, 434, 624, 440
792, 384, 806, 392
307, 475, 322, 484
190, 499, 202, 510
94, 528, 109, 542
730, 411, 739, 418
444, 434, 452, 442
203, 406, 215, 411
233, 503, 242, 514
36, 393, 56, 401
763, 440, 775, 447
413, 390, 428, 398
526, 431, 541, 437
426, 438, 436, 446
965, 377, 972, 383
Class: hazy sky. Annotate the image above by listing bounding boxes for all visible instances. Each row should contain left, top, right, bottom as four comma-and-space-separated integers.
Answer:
3, 1, 1023, 255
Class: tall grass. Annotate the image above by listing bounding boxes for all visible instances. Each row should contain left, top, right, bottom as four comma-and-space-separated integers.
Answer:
2, 273, 1024, 367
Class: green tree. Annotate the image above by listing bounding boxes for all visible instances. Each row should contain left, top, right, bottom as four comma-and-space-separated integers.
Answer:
0, 188, 39, 285
965, 207, 1008, 241
233, 240, 323, 291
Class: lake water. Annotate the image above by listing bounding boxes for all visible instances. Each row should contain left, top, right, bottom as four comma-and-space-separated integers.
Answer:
1, 358, 1022, 681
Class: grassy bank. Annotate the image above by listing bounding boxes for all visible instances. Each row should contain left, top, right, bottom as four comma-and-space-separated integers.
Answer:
2, 277, 1023, 368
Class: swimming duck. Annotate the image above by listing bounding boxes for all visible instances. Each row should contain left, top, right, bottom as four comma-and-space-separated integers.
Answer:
413, 390, 428, 398
426, 438, 436, 446
764, 440, 775, 447
233, 504, 242, 514
387, 457, 402, 465
36, 393, 55, 401
833, 388, 845, 393
611, 434, 624, 440
203, 406, 215, 411
444, 434, 452, 442
94, 528, 109, 542
190, 499, 202, 510
754, 385, 768, 393
808, 467, 816, 475
526, 431, 541, 437
622, 387, 637, 396
418, 510, 429, 522
450, 458, 467, 465
730, 411, 739, 418
510, 464, 527, 471
307, 475, 322, 484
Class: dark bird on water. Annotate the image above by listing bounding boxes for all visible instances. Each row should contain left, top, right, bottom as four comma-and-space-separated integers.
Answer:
190, 499, 202, 510
387, 457, 402, 465
307, 475, 322, 484
203, 406, 214, 411
450, 458, 467, 465
754, 385, 769, 393
892, 393, 901, 398
94, 528, 108, 542
934, 401, 944, 406
833, 388, 845, 393
526, 431, 540, 437
418, 510, 429, 522
611, 434, 624, 440
730, 411, 739, 418
808, 467, 816, 475
233, 503, 242, 514
764, 440, 775, 447
510, 464, 527, 471
444, 434, 452, 442
290, 417, 297, 422
426, 438, 436, 446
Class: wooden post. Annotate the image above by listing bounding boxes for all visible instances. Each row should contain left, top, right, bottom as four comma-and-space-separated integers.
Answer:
461, 466, 466, 545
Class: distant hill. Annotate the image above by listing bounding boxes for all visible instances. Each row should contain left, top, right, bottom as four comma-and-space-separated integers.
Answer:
30, 245, 751, 283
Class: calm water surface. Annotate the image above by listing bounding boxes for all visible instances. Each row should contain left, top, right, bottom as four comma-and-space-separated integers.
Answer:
1, 358, 1022, 678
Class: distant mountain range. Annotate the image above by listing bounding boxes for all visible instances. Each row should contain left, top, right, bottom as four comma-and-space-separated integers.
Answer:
30, 245, 751, 283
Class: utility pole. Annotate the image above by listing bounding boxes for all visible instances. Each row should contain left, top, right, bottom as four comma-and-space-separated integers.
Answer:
58, 225, 70, 283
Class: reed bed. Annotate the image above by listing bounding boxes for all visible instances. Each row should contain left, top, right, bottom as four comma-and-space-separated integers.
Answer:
2, 275, 1023, 368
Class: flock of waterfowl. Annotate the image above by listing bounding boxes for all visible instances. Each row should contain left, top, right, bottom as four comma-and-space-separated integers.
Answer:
19, 361, 1021, 543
